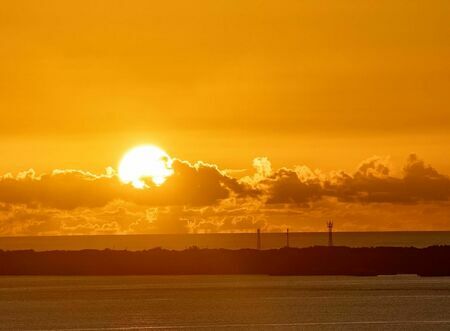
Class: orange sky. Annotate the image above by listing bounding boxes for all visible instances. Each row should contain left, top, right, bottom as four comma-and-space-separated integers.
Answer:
0, 1, 449, 234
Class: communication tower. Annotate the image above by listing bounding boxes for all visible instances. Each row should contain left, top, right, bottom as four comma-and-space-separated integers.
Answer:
327, 220, 333, 247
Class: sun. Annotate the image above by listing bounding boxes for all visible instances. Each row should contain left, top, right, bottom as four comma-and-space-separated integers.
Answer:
118, 145, 174, 189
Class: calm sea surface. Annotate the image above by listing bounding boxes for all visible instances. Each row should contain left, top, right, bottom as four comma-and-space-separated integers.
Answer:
0, 275, 449, 330
0, 232, 449, 251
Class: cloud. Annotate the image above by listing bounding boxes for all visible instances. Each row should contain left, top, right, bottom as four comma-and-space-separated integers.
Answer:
0, 155, 449, 210
0, 154, 449, 235
0, 160, 252, 209
326, 155, 450, 204
402, 154, 450, 201
257, 167, 323, 204
248, 155, 450, 205
252, 157, 272, 179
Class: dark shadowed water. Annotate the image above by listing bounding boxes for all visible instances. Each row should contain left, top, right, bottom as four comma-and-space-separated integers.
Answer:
0, 232, 449, 251
0, 275, 449, 330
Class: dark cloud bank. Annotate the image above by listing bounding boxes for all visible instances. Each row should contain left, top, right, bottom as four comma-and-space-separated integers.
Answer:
0, 155, 449, 235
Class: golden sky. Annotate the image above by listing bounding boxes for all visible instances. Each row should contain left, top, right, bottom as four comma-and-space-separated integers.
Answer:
0, 1, 449, 234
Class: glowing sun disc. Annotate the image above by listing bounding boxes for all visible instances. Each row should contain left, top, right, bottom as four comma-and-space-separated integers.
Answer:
118, 145, 173, 188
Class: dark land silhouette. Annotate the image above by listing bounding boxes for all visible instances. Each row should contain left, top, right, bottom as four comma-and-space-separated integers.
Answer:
0, 246, 449, 276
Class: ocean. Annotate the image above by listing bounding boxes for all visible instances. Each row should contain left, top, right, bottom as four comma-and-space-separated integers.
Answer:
0, 231, 449, 251
0, 275, 449, 330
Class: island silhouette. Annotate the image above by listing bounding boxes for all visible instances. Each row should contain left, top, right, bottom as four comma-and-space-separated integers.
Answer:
0, 246, 449, 276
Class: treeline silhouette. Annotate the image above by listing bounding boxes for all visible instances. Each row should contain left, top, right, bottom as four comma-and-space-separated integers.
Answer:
0, 246, 449, 276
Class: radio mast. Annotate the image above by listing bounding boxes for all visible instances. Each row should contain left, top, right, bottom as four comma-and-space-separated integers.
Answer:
327, 221, 333, 247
